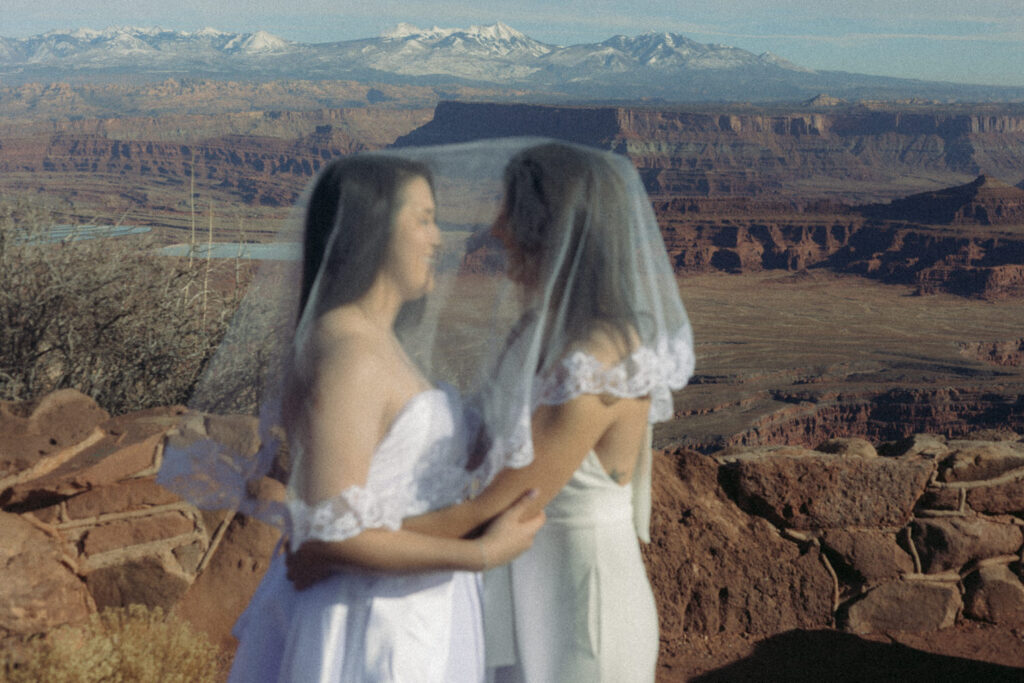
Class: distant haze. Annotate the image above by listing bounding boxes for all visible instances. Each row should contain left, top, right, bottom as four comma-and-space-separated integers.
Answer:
2, 0, 1023, 87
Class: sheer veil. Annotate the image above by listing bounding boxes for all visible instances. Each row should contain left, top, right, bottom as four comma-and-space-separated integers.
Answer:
157, 137, 694, 533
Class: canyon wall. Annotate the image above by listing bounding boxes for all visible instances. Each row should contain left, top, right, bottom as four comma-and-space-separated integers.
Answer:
2, 130, 362, 208
398, 102, 1024, 201
660, 217, 1024, 299
0, 108, 432, 216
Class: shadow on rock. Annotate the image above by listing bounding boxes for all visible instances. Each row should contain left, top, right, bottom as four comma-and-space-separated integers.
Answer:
689, 629, 1024, 682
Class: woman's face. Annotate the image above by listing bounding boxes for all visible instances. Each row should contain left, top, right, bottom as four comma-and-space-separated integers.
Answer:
490, 203, 539, 290
384, 175, 441, 300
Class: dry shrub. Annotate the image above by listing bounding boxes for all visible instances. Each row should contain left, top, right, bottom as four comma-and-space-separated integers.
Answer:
1, 605, 227, 682
0, 201, 247, 414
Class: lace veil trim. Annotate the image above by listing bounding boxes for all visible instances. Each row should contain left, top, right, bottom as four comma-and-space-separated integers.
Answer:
535, 328, 695, 422
481, 324, 694, 479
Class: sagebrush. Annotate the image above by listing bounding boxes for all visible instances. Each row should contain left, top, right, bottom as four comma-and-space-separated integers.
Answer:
0, 201, 248, 414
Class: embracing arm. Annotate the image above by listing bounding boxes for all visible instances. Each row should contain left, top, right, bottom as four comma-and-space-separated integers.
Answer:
287, 332, 541, 587
288, 491, 542, 588
403, 393, 622, 539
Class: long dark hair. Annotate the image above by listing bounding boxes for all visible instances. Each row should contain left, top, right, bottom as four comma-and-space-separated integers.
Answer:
298, 154, 434, 322
501, 143, 642, 361
283, 154, 433, 435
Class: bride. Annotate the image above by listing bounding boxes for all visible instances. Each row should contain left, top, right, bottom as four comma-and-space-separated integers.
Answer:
403, 141, 695, 682
161, 153, 543, 682
161, 138, 692, 681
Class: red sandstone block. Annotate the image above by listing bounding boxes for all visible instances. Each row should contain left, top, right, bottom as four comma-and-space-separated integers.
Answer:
64, 477, 181, 519
82, 511, 195, 556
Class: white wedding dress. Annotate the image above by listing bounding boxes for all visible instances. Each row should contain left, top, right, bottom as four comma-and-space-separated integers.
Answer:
228, 383, 485, 683
488, 445, 658, 682
485, 352, 661, 683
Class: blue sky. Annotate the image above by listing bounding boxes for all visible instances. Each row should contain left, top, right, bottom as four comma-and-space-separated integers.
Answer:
4, 0, 1023, 87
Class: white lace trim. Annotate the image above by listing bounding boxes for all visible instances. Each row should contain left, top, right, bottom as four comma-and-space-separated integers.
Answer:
488, 327, 694, 473
287, 383, 476, 546
535, 329, 695, 422
288, 485, 402, 546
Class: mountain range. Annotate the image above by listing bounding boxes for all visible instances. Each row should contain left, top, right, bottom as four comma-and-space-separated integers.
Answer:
2, 23, 1023, 102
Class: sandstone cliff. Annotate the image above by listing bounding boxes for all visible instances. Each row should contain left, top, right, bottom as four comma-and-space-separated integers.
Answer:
397, 101, 1024, 201
861, 175, 1024, 226
658, 209, 1024, 299
0, 108, 433, 223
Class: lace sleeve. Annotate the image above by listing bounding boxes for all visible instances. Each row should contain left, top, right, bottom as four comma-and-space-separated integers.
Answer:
287, 485, 404, 548
535, 330, 695, 422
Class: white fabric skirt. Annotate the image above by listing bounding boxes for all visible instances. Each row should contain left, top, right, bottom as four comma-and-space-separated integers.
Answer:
229, 554, 484, 683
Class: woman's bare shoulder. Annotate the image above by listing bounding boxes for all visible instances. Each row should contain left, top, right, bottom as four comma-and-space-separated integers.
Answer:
308, 312, 392, 386
574, 321, 641, 366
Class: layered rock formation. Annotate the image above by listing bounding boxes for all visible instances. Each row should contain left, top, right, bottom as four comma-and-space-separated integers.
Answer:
397, 101, 1024, 201
0, 107, 432, 223
0, 390, 281, 654
861, 175, 1024, 226
412, 102, 1024, 299
4, 100, 1024, 292
1, 127, 364, 209
655, 187, 1024, 299
3, 390, 1022, 674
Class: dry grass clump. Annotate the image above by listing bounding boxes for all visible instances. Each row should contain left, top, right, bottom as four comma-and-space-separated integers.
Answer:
1, 605, 227, 682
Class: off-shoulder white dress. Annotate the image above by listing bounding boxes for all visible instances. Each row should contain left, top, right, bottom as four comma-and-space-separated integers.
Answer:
486, 352, 660, 683
228, 384, 484, 683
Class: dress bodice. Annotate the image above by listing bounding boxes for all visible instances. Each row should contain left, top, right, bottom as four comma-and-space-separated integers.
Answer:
543, 451, 634, 526
542, 425, 653, 542
288, 382, 475, 548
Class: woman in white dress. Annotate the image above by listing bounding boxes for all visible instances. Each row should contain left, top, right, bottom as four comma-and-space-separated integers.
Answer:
160, 153, 543, 682
404, 141, 695, 682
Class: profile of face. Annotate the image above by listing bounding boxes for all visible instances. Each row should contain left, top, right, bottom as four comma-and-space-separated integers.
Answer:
492, 145, 586, 292
382, 175, 441, 300
491, 214, 535, 290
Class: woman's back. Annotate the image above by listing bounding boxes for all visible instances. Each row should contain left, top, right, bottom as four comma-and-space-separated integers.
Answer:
488, 335, 659, 683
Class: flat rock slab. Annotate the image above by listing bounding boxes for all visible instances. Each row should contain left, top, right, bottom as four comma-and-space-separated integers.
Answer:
964, 564, 1024, 627
820, 529, 915, 585
966, 478, 1024, 515
63, 477, 182, 520
4, 427, 168, 507
844, 580, 961, 634
80, 510, 195, 556
939, 440, 1024, 483
720, 448, 935, 530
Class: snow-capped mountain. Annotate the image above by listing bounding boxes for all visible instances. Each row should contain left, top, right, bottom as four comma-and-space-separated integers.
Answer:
0, 23, 1018, 102
0, 25, 294, 74
382, 22, 550, 58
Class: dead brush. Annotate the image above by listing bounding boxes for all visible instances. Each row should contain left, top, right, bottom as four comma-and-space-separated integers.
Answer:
0, 200, 251, 415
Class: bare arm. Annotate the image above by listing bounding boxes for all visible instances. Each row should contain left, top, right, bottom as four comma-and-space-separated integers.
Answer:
288, 490, 543, 588
403, 393, 640, 539
287, 333, 542, 586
